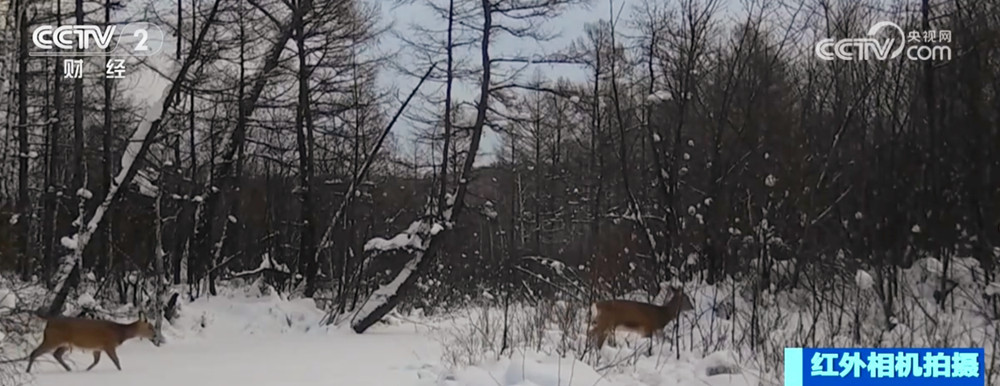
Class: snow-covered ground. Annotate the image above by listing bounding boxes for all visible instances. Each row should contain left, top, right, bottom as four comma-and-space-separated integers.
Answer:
8, 254, 1000, 385
25, 293, 442, 386
30, 328, 443, 386
15, 289, 756, 386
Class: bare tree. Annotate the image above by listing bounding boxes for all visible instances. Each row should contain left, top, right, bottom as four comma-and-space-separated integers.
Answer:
350, 0, 585, 334
14, 0, 30, 279
44, 0, 226, 316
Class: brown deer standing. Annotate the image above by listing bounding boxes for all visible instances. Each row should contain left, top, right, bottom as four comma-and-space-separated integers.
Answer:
26, 313, 159, 373
588, 287, 694, 352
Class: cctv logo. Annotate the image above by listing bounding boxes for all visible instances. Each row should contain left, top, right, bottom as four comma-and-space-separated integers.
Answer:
814, 21, 906, 61
815, 21, 952, 62
29, 23, 163, 57
32, 25, 117, 50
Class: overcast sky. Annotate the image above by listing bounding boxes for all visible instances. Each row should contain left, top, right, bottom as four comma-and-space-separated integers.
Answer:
374, 0, 609, 166
376, 0, 738, 166
113, 0, 608, 167
118, 0, 626, 168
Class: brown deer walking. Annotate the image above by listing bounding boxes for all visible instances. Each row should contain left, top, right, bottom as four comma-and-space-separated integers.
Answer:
588, 287, 694, 351
26, 313, 159, 373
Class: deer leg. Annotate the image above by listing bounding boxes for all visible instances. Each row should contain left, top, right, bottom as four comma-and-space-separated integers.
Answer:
649, 331, 658, 357
104, 347, 122, 371
26, 340, 58, 373
591, 324, 609, 350
587, 326, 601, 349
656, 328, 669, 347
86, 351, 102, 371
641, 327, 658, 356
53, 346, 72, 372
587, 317, 601, 345
589, 320, 609, 350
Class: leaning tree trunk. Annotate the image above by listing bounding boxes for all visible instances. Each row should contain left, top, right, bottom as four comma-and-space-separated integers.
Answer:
190, 0, 313, 298
349, 0, 493, 334
312, 65, 435, 325
43, 0, 225, 316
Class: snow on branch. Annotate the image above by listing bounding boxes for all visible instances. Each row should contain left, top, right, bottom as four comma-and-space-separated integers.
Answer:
363, 220, 436, 254
135, 168, 160, 198
353, 249, 426, 320
646, 90, 672, 102
855, 269, 874, 290
516, 255, 588, 301
522, 255, 567, 275
231, 253, 291, 278
351, 220, 441, 322
364, 234, 422, 253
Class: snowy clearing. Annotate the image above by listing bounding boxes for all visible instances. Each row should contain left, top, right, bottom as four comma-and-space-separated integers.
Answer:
4, 255, 997, 386
30, 330, 443, 386
16, 289, 758, 386
26, 294, 443, 386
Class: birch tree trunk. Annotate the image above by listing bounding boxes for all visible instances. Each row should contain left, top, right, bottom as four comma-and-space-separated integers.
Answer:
153, 161, 166, 340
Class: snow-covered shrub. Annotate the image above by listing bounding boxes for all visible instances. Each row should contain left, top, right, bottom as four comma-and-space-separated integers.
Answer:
432, 254, 1000, 386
